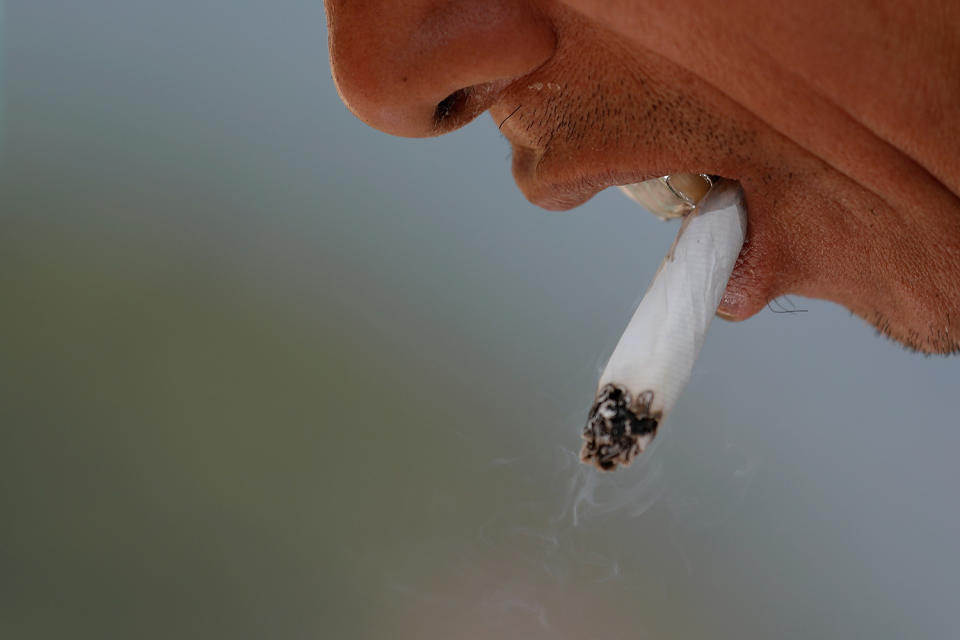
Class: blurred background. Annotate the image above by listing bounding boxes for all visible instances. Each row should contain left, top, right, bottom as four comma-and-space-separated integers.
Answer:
2, 2, 959, 638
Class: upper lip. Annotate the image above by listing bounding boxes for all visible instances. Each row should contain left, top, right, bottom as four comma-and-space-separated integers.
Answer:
489, 99, 734, 212
533, 169, 666, 211
512, 150, 666, 212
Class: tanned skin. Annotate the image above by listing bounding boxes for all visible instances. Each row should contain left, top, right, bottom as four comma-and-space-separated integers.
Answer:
325, 1, 960, 353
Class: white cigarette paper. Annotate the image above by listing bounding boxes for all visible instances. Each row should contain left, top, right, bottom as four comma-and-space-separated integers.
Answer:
581, 179, 747, 471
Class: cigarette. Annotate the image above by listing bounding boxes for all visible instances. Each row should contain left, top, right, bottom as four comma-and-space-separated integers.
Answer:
581, 177, 747, 471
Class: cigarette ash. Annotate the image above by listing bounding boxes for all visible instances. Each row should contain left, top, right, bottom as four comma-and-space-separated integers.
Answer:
581, 384, 659, 472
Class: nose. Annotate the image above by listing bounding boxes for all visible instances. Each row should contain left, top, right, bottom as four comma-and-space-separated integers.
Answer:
325, 1, 556, 137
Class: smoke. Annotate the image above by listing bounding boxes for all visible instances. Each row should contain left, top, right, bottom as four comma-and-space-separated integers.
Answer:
554, 444, 666, 527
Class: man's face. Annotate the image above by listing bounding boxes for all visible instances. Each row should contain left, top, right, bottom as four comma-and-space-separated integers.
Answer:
325, 0, 960, 353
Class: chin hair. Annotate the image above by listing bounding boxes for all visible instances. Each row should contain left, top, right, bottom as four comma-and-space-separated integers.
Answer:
863, 309, 960, 356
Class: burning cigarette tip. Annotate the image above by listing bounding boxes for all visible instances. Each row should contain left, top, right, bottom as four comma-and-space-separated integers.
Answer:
581, 383, 660, 471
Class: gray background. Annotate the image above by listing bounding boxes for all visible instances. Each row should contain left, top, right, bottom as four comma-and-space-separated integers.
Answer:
2, 2, 959, 638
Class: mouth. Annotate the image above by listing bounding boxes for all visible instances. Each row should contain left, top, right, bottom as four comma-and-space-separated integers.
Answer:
490, 108, 775, 322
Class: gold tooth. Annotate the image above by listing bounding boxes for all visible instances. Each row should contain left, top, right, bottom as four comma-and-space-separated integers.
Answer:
619, 173, 714, 220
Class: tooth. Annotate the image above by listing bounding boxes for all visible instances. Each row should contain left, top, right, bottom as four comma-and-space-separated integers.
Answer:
618, 173, 714, 220
581, 180, 747, 471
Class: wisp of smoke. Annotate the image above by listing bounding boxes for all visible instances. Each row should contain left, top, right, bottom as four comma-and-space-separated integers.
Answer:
553, 445, 666, 527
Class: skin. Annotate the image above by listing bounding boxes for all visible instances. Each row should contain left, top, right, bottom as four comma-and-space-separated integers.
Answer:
325, 0, 960, 353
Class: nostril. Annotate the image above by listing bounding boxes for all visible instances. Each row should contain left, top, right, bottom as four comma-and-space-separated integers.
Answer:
434, 87, 472, 127
328, 0, 556, 138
